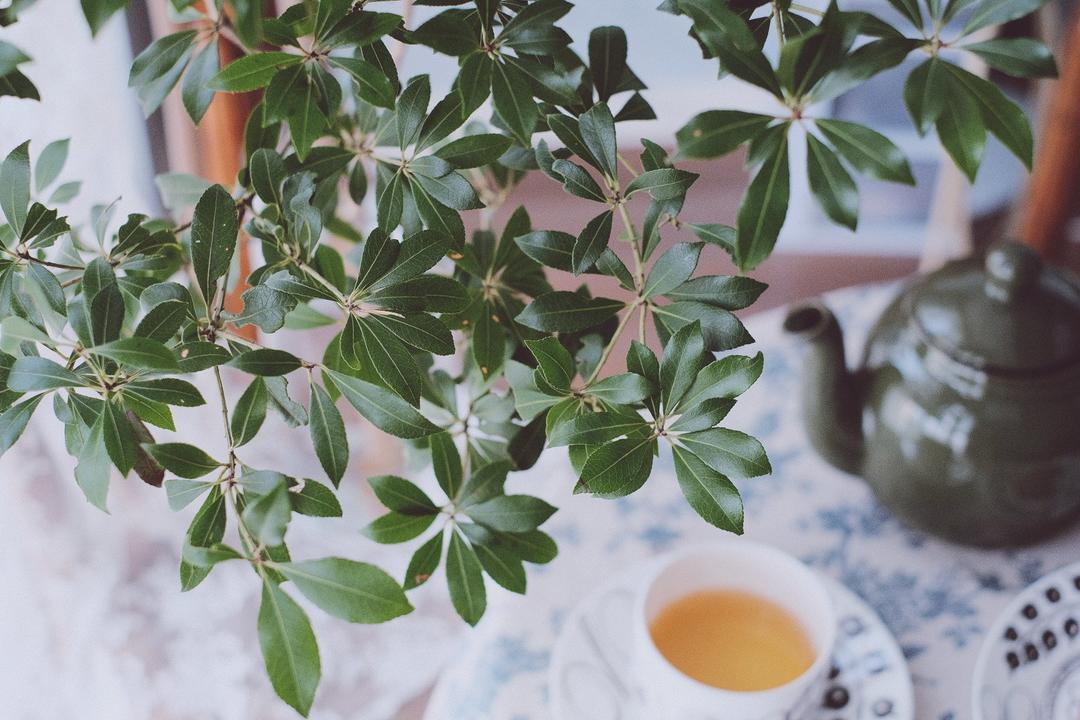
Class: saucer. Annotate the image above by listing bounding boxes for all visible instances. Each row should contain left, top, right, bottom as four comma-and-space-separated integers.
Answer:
973, 561, 1080, 720
549, 559, 914, 720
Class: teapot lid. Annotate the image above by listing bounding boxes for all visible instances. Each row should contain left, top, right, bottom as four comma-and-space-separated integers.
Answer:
909, 240, 1080, 375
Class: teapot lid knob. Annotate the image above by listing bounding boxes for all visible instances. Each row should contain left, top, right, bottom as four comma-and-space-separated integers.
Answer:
984, 240, 1042, 302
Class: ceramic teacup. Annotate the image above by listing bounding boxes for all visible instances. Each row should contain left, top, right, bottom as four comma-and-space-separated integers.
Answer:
631, 540, 836, 719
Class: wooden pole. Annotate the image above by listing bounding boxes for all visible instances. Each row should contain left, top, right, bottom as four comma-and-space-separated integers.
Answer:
1019, 11, 1080, 261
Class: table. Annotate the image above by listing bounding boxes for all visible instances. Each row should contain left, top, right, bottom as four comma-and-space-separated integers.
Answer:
423, 282, 1080, 720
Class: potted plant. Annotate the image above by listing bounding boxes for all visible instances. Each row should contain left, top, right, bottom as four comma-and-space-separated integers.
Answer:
0, 0, 1054, 714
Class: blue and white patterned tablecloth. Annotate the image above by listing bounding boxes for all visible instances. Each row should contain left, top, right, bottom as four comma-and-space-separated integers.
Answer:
421, 282, 1080, 720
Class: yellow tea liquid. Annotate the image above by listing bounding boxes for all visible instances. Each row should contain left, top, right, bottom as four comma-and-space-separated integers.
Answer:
648, 589, 816, 691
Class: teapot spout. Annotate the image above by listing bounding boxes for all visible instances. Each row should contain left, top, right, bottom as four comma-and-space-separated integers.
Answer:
783, 302, 865, 475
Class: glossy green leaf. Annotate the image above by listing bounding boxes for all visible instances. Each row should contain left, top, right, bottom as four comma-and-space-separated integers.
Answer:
735, 128, 789, 271
435, 134, 512, 169
571, 211, 613, 275
361, 511, 436, 543
93, 338, 180, 372
943, 63, 1033, 170
516, 292, 622, 333
806, 133, 859, 231
275, 558, 413, 623
0, 141, 30, 235
577, 436, 653, 497
190, 184, 238, 307
935, 74, 987, 183
231, 377, 268, 447
589, 25, 628, 102
446, 530, 486, 625
672, 444, 744, 532
181, 41, 219, 124
165, 478, 213, 511
430, 430, 463, 500
309, 383, 347, 486
962, 38, 1057, 78
325, 369, 439, 439
257, 581, 321, 717
644, 241, 702, 297
142, 442, 221, 479
227, 349, 302, 376
525, 336, 575, 393
904, 58, 946, 135
404, 531, 444, 590
816, 119, 915, 185
665, 275, 767, 310
551, 159, 606, 202
243, 480, 291, 546
660, 320, 705, 410
368, 474, 438, 515
491, 60, 539, 146
7, 357, 84, 391
678, 427, 771, 479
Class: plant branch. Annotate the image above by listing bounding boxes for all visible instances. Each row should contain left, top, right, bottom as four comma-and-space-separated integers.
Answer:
585, 300, 639, 386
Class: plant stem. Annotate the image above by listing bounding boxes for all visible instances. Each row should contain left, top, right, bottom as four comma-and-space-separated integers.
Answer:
295, 257, 351, 304
616, 201, 646, 290
616, 152, 641, 179
585, 299, 639, 386
789, 3, 824, 15
638, 302, 648, 344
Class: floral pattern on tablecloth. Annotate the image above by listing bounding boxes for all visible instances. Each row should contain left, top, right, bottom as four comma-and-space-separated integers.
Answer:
424, 282, 1080, 720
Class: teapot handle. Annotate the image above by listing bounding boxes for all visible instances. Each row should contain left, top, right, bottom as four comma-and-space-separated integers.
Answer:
1017, 9, 1080, 261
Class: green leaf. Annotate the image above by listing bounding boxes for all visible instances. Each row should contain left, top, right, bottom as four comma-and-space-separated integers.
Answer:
516, 292, 622, 333
180, 488, 226, 591
942, 63, 1033, 170
812, 38, 920, 103
325, 369, 439, 439
962, 38, 1056, 78
102, 401, 140, 477
362, 511, 436, 543
579, 102, 618, 180
257, 581, 321, 717
546, 114, 601, 169
460, 524, 526, 593
412, 171, 483, 211
624, 168, 698, 201
672, 445, 743, 532
885, 0, 922, 28
227, 349, 302, 376
34, 138, 69, 193
446, 530, 486, 625
457, 461, 511, 509
644, 242, 702, 297
435, 134, 512, 169
682, 352, 764, 407
669, 398, 735, 432
588, 26, 628, 102
547, 410, 649, 447
806, 133, 859, 231
816, 119, 915, 184
181, 540, 243, 568
577, 436, 653, 497
514, 230, 573, 271
465, 495, 556, 532
526, 336, 575, 393
125, 378, 206, 406
397, 75, 431, 150
403, 531, 443, 590
134, 299, 188, 342
934, 74, 986, 183
587, 373, 653, 404
457, 52, 494, 116
491, 60, 539, 146
276, 558, 413, 624
209, 52, 303, 92
653, 301, 752, 353
243, 481, 291, 546
0, 393, 43, 457
165, 478, 213, 511
0, 141, 30, 235
903, 58, 946, 135
90, 283, 124, 346
736, 129, 789, 271
287, 80, 327, 162
354, 318, 422, 404
181, 41, 219, 124
430, 430, 463, 500
962, 0, 1050, 36
231, 377, 268, 448
291, 478, 343, 517
368, 474, 437, 515
93, 338, 180, 372
75, 411, 112, 512
665, 276, 767, 310
7, 357, 84, 391
371, 313, 454, 356
142, 442, 221, 479
552, 159, 606, 202
128, 30, 196, 88
661, 320, 705, 410
678, 428, 771, 479
325, 56, 395, 108
309, 383, 348, 487
190, 184, 238, 307
80, 0, 128, 36
572, 211, 613, 275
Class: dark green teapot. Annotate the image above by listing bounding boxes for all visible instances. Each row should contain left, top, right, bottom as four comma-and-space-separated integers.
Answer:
784, 240, 1080, 547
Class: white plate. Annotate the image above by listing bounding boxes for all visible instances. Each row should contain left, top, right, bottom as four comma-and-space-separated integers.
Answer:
973, 561, 1080, 720
550, 558, 914, 720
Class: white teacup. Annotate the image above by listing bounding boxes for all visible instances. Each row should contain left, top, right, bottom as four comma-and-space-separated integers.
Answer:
632, 540, 837, 719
